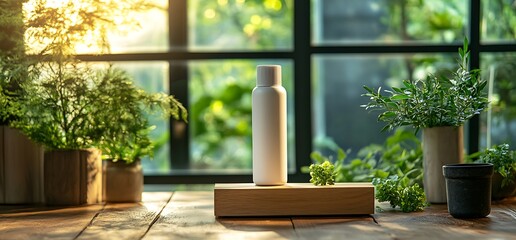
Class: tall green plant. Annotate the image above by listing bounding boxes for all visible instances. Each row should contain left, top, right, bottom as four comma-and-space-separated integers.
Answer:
362, 39, 489, 132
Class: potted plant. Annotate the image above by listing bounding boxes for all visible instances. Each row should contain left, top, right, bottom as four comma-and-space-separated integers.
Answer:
96, 67, 186, 203
0, 0, 44, 204
476, 144, 516, 200
14, 59, 108, 205
362, 39, 489, 203
13, 0, 159, 205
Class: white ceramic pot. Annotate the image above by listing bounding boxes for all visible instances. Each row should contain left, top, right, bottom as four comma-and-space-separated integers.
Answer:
423, 126, 464, 203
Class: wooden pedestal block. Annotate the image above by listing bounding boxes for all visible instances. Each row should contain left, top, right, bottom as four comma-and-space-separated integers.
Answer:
214, 183, 374, 217
0, 126, 44, 204
44, 149, 102, 205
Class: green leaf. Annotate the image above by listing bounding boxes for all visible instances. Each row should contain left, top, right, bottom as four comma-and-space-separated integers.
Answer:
391, 94, 411, 100
337, 148, 347, 161
310, 151, 326, 164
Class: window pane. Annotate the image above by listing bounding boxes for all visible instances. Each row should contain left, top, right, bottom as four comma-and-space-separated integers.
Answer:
189, 60, 295, 172
76, 0, 168, 54
188, 0, 293, 51
480, 53, 516, 148
312, 54, 458, 157
113, 62, 171, 174
481, 0, 516, 43
312, 0, 467, 45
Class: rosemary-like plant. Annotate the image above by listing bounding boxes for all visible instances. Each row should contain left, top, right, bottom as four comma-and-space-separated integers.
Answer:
362, 38, 488, 132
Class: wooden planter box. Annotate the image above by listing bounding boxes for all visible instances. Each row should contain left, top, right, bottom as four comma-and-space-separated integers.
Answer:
44, 149, 102, 205
103, 160, 143, 203
0, 126, 44, 204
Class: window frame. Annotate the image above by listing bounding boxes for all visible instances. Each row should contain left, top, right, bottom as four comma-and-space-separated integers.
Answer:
75, 0, 516, 184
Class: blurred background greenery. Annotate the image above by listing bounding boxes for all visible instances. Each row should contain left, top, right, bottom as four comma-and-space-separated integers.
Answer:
20, 0, 516, 175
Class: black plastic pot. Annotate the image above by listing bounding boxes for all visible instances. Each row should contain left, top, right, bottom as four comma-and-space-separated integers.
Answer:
442, 163, 493, 218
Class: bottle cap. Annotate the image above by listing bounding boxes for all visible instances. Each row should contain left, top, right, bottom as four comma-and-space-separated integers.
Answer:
257, 65, 281, 86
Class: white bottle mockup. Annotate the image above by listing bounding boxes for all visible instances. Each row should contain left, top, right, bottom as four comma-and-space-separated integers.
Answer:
252, 65, 287, 186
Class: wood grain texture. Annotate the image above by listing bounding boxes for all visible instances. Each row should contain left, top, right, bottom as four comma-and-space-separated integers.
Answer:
44, 149, 102, 205
77, 192, 172, 240
0, 204, 103, 239
0, 192, 515, 239
292, 216, 390, 240
0, 126, 44, 204
373, 197, 516, 240
143, 191, 298, 239
214, 183, 375, 216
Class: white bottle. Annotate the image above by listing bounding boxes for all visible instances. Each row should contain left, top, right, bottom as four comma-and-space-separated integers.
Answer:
252, 65, 287, 186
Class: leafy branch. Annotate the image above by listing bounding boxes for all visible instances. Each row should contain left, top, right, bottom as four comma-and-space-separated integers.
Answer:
362, 38, 488, 132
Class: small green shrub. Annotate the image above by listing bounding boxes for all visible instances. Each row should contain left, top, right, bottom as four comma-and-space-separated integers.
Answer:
477, 143, 516, 188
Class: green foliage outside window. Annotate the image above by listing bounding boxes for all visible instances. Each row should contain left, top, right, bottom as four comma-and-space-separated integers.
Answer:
190, 60, 293, 170
190, 0, 293, 50
383, 0, 466, 42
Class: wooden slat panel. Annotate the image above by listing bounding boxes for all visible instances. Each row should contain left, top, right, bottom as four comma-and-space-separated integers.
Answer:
0, 126, 4, 202
77, 192, 172, 240
215, 183, 374, 216
0, 204, 103, 239
3, 127, 44, 204
373, 198, 516, 240
292, 216, 390, 240
143, 191, 297, 239
0, 126, 44, 204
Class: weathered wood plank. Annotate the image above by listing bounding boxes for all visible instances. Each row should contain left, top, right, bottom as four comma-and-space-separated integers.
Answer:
0, 126, 44, 204
77, 192, 172, 240
215, 183, 374, 216
373, 197, 516, 240
143, 191, 297, 239
292, 216, 390, 240
0, 204, 103, 239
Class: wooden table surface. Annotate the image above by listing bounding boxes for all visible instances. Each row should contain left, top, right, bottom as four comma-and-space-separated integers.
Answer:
1, 191, 515, 240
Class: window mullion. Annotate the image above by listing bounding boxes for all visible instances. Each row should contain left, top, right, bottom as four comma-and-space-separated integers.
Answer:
468, 0, 481, 154
169, 0, 190, 170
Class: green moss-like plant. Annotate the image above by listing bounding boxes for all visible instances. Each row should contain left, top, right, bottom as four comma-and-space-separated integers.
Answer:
309, 160, 336, 186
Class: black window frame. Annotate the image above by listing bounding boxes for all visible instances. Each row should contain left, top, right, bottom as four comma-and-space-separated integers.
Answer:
76, 0, 516, 184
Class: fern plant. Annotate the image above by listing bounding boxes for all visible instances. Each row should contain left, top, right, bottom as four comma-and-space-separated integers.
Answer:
95, 67, 187, 163
13, 61, 105, 149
